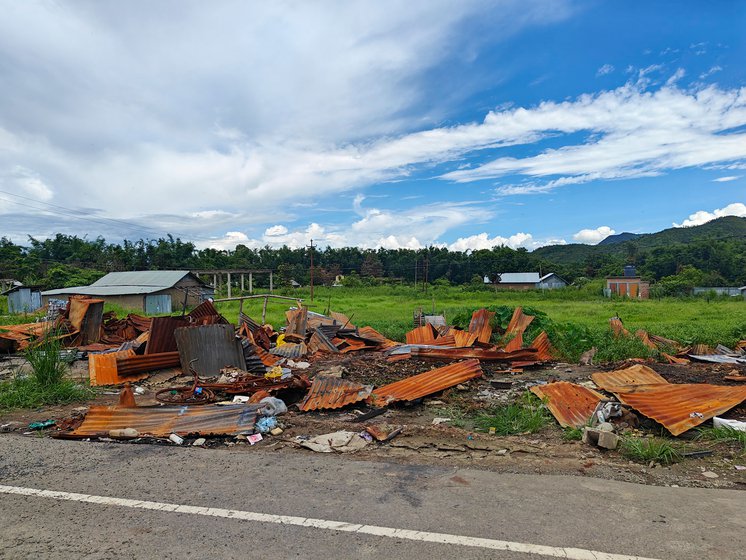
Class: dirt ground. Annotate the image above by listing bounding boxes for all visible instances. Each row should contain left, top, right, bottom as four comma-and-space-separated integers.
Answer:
1, 352, 745, 491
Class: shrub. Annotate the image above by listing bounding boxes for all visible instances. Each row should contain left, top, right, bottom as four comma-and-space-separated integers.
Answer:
475, 392, 550, 435
621, 437, 681, 464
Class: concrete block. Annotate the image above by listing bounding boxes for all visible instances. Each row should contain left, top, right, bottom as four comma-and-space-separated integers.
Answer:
597, 431, 620, 450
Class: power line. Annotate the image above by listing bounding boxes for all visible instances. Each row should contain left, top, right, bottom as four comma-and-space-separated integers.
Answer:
0, 191, 190, 238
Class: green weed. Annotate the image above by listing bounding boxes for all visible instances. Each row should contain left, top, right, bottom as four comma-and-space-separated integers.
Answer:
695, 426, 746, 451
562, 427, 584, 441
621, 437, 681, 465
0, 333, 94, 410
474, 392, 550, 435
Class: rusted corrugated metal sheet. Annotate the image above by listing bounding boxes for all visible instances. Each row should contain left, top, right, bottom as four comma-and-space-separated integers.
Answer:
115, 352, 181, 376
187, 300, 228, 324
298, 376, 373, 411
89, 349, 136, 386
591, 365, 668, 392
635, 330, 657, 350
503, 332, 524, 353
285, 307, 308, 337
307, 329, 340, 354
64, 403, 261, 438
269, 342, 307, 359
530, 382, 605, 428
468, 309, 495, 344
505, 307, 534, 336
406, 324, 438, 344
530, 331, 555, 361
354, 326, 399, 349
453, 330, 478, 348
145, 316, 190, 354
369, 359, 483, 406
174, 324, 245, 376
410, 346, 539, 362
609, 317, 629, 337
614, 384, 746, 436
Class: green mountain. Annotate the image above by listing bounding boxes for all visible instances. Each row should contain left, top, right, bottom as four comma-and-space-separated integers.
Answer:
532, 216, 746, 266
598, 232, 640, 245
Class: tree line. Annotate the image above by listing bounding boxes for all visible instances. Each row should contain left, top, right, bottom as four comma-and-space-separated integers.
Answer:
1, 233, 744, 294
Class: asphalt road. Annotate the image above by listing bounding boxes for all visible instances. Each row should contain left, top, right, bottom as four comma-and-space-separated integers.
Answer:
0, 436, 744, 560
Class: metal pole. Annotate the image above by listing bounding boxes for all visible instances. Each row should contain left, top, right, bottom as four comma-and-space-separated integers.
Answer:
309, 238, 315, 302
227, 272, 232, 298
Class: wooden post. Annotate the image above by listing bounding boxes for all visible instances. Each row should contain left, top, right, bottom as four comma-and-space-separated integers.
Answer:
249, 272, 253, 294
269, 271, 273, 293
227, 272, 232, 298
262, 295, 268, 324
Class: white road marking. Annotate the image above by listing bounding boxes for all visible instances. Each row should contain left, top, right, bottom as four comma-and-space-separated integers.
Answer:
0, 484, 661, 560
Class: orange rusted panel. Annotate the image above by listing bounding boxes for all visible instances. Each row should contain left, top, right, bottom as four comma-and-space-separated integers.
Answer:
609, 317, 629, 337
505, 306, 534, 336
635, 330, 657, 350
661, 353, 689, 365
503, 332, 524, 353
591, 364, 668, 392
356, 326, 399, 349
530, 331, 555, 361
410, 347, 539, 362
89, 349, 139, 386
468, 309, 495, 344
299, 376, 373, 411
530, 382, 606, 428
64, 403, 261, 438
369, 359, 483, 406
614, 384, 746, 436
452, 330, 478, 348
405, 324, 438, 344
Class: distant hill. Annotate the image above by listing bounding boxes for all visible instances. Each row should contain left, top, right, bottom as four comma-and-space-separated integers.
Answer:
598, 232, 640, 245
533, 216, 746, 265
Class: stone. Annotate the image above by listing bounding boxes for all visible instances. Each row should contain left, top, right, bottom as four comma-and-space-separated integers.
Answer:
597, 422, 615, 432
270, 427, 284, 436
597, 430, 619, 450
192, 438, 206, 446
496, 449, 508, 456
702, 471, 719, 479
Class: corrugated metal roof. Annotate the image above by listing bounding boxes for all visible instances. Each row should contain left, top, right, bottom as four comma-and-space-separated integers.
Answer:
506, 307, 534, 336
89, 349, 135, 386
307, 329, 340, 354
453, 330, 478, 348
299, 376, 373, 411
92, 270, 193, 287
146, 316, 190, 354
174, 324, 245, 376
406, 324, 438, 344
468, 309, 495, 344
369, 359, 483, 406
591, 365, 668, 392
269, 342, 307, 359
409, 346, 539, 362
356, 326, 399, 349
530, 382, 605, 428
530, 331, 555, 361
614, 384, 746, 436
43, 285, 165, 296
496, 272, 540, 284
64, 403, 261, 438
116, 351, 181, 376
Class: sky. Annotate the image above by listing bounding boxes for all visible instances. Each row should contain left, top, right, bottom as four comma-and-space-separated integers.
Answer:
1, 0, 745, 252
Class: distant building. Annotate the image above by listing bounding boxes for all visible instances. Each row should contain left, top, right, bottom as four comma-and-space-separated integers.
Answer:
41, 270, 214, 314
494, 272, 567, 290
692, 287, 741, 297
2, 284, 42, 314
605, 266, 649, 299
332, 275, 345, 287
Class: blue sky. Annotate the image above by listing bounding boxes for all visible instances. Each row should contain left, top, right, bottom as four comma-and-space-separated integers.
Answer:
0, 1, 744, 250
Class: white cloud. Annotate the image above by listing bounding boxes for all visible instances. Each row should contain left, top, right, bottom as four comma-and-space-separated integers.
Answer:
673, 203, 746, 227
442, 84, 746, 190
448, 232, 534, 251
573, 225, 615, 244
665, 68, 686, 86
264, 225, 289, 236
713, 175, 740, 182
596, 64, 614, 77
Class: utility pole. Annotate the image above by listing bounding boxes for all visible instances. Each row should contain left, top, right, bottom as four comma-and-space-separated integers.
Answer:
414, 259, 418, 289
423, 258, 429, 292
308, 238, 315, 302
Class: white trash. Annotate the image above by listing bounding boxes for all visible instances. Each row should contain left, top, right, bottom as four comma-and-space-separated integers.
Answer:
713, 417, 746, 432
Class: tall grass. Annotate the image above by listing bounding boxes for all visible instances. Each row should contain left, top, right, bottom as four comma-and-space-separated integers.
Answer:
0, 332, 94, 410
621, 437, 681, 464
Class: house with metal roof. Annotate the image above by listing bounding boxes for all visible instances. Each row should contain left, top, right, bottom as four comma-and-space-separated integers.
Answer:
41, 270, 214, 314
493, 272, 567, 290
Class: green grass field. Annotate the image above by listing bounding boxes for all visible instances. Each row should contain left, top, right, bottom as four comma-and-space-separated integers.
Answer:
212, 285, 746, 347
